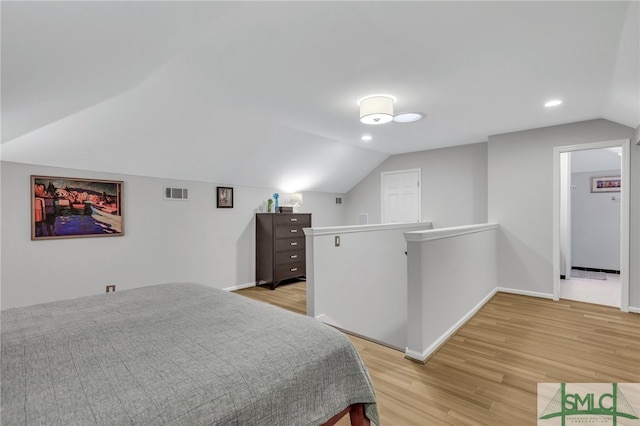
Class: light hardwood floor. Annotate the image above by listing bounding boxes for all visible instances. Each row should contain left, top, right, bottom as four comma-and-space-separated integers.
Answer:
235, 282, 640, 425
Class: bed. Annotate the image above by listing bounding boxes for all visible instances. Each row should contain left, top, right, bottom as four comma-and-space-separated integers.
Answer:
1, 283, 378, 425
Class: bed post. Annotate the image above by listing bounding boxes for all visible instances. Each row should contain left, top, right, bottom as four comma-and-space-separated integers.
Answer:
321, 403, 371, 426
349, 403, 371, 426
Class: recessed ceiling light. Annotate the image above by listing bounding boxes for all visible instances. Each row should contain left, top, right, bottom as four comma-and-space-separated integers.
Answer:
544, 99, 563, 107
393, 112, 424, 123
361, 135, 373, 142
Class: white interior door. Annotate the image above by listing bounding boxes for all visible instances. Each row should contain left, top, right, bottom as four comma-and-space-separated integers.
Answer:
381, 169, 421, 223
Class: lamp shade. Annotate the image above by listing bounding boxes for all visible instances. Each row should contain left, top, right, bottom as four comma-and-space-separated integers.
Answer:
359, 95, 394, 125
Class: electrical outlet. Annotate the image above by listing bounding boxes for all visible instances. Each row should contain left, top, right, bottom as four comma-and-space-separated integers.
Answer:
335, 236, 340, 247
106, 285, 116, 293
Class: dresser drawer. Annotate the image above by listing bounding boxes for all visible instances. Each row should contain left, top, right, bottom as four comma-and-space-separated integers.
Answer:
275, 214, 311, 227
275, 250, 305, 265
275, 262, 306, 279
275, 237, 304, 251
275, 225, 306, 239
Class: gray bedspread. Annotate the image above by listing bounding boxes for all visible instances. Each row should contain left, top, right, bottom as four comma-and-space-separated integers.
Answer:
1, 283, 378, 425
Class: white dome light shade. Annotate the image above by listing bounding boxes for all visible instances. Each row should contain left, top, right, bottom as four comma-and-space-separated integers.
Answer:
393, 112, 423, 123
361, 135, 373, 142
359, 95, 394, 125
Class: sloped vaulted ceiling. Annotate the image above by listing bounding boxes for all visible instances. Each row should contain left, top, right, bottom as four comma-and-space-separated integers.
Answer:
2, 1, 638, 193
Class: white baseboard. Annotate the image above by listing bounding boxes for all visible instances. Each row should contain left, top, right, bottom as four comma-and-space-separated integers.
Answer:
499, 287, 639, 314
405, 288, 498, 363
223, 282, 256, 292
315, 313, 342, 328
405, 349, 427, 363
496, 287, 554, 299
318, 315, 404, 352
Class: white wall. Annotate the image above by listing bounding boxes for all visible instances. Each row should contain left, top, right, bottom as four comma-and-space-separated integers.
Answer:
405, 224, 497, 362
345, 143, 488, 227
571, 169, 621, 271
488, 119, 638, 308
305, 222, 433, 349
1, 161, 347, 308
571, 147, 622, 173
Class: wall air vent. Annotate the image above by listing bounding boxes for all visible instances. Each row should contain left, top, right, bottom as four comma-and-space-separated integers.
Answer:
164, 187, 189, 200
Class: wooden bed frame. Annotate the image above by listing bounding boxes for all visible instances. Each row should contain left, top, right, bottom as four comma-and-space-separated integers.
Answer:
322, 403, 370, 426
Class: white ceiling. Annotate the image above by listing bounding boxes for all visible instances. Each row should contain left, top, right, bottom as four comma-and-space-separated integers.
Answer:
2, 1, 638, 193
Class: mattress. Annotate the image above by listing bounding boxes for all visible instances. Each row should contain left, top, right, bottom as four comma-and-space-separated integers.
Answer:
1, 283, 378, 425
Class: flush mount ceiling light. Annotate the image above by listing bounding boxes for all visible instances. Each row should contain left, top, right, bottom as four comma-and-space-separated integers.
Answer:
361, 135, 373, 142
545, 99, 563, 107
393, 112, 424, 123
359, 95, 395, 125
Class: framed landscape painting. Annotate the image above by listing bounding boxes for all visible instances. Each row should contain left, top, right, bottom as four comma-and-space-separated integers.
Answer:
31, 175, 124, 240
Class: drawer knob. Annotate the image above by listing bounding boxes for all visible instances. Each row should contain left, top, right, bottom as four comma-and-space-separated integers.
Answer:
290, 267, 298, 272
290, 255, 298, 259
290, 242, 298, 246
290, 229, 298, 233
290, 218, 298, 222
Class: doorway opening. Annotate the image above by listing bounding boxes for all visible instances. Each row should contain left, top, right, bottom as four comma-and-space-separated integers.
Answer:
560, 148, 622, 307
553, 139, 630, 311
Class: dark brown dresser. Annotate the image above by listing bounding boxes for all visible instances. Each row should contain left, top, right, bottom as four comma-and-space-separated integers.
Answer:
255, 213, 311, 290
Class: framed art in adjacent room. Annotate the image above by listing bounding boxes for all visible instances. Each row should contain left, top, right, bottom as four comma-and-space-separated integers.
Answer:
217, 186, 233, 208
590, 176, 621, 193
31, 175, 124, 240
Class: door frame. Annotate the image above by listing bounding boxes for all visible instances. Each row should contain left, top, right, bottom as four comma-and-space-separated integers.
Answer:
381, 168, 421, 223
559, 151, 572, 279
552, 139, 630, 311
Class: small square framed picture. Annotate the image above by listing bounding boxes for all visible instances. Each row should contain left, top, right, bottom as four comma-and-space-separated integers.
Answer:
217, 187, 233, 208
